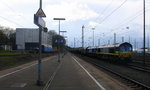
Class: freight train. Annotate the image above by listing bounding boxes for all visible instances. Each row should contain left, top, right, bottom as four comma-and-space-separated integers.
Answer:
71, 42, 133, 63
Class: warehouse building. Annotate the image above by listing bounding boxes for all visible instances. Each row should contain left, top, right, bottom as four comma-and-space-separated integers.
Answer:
16, 28, 52, 51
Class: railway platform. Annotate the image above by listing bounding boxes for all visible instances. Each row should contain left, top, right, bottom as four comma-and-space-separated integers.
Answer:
0, 53, 132, 90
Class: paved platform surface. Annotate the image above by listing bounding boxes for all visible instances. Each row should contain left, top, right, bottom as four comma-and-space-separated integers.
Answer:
45, 53, 102, 90
0, 55, 59, 90
0, 53, 132, 90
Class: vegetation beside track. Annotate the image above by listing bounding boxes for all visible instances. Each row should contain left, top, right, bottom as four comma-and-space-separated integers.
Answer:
0, 51, 56, 70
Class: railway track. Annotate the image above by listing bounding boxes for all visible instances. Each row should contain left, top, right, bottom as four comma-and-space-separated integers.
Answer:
132, 61, 150, 66
78, 55, 150, 90
127, 63, 150, 73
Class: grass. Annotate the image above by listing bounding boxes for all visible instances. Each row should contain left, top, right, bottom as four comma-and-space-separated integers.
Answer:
0, 50, 10, 53
0, 53, 55, 70
0, 55, 36, 70
0, 50, 28, 56
0, 52, 25, 56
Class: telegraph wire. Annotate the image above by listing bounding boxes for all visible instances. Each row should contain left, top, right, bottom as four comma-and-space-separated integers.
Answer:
0, 0, 32, 25
91, 8, 150, 45
98, 0, 127, 25
94, 0, 114, 24
111, 8, 150, 35
85, 0, 128, 31
95, 7, 150, 40
0, 16, 24, 27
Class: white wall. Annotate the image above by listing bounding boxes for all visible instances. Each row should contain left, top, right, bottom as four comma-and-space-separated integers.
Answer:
16, 28, 52, 50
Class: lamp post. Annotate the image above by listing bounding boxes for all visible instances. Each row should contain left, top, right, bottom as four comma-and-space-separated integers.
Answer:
98, 39, 100, 46
122, 37, 124, 43
82, 25, 85, 48
74, 38, 76, 48
143, 0, 146, 65
92, 28, 95, 46
114, 33, 116, 44
53, 18, 65, 62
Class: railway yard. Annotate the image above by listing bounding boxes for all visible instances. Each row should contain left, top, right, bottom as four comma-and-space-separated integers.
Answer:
0, 52, 149, 90
1, 0, 150, 90
73, 52, 150, 90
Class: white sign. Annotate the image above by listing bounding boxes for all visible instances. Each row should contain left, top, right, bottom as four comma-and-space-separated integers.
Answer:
34, 14, 45, 27
38, 17, 45, 27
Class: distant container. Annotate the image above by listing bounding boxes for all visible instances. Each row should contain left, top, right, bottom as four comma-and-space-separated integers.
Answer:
16, 28, 52, 51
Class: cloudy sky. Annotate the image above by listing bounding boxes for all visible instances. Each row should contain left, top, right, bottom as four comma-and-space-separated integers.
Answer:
0, 0, 150, 48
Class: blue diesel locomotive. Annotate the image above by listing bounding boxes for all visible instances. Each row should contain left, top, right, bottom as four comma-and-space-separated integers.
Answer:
86, 42, 133, 62
71, 42, 133, 63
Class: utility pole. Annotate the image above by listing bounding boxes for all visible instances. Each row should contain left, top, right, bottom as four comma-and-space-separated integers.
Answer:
148, 35, 149, 52
143, 0, 146, 65
92, 28, 95, 46
74, 38, 76, 48
82, 25, 84, 48
98, 39, 100, 46
134, 39, 136, 52
108, 40, 110, 45
129, 36, 130, 43
122, 37, 124, 43
114, 33, 116, 44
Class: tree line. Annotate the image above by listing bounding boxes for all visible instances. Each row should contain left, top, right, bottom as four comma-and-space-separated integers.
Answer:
0, 26, 15, 47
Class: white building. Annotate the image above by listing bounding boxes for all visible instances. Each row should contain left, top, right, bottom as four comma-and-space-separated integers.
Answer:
16, 28, 52, 50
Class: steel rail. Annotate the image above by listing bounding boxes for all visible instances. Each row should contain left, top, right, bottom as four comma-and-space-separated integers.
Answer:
82, 57, 150, 90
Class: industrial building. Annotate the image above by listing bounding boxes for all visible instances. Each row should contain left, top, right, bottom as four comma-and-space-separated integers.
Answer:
16, 28, 52, 51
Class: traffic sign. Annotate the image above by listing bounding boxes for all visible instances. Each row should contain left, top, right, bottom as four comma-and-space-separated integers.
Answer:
36, 8, 46, 17
34, 14, 45, 27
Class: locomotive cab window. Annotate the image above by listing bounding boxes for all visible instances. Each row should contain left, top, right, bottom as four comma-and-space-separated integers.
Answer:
120, 45, 132, 51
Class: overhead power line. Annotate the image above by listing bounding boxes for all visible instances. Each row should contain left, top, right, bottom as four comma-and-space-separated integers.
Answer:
98, 0, 127, 25
103, 9, 150, 40
0, 0, 31, 25
0, 16, 24, 27
94, 0, 114, 23
112, 8, 150, 34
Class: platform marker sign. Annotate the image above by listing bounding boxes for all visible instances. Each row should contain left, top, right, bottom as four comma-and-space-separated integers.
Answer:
34, 14, 45, 27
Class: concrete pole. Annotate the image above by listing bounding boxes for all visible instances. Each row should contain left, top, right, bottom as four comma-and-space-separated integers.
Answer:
74, 38, 76, 48
114, 33, 116, 44
58, 20, 60, 62
134, 39, 136, 51
82, 25, 84, 48
122, 37, 124, 43
108, 40, 110, 45
129, 36, 130, 43
148, 35, 149, 52
92, 28, 95, 46
143, 0, 146, 65
98, 39, 100, 46
36, 0, 43, 86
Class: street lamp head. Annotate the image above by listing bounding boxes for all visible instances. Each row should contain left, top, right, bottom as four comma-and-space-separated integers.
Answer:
82, 25, 85, 28
92, 28, 95, 30
60, 31, 67, 33
53, 18, 66, 20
